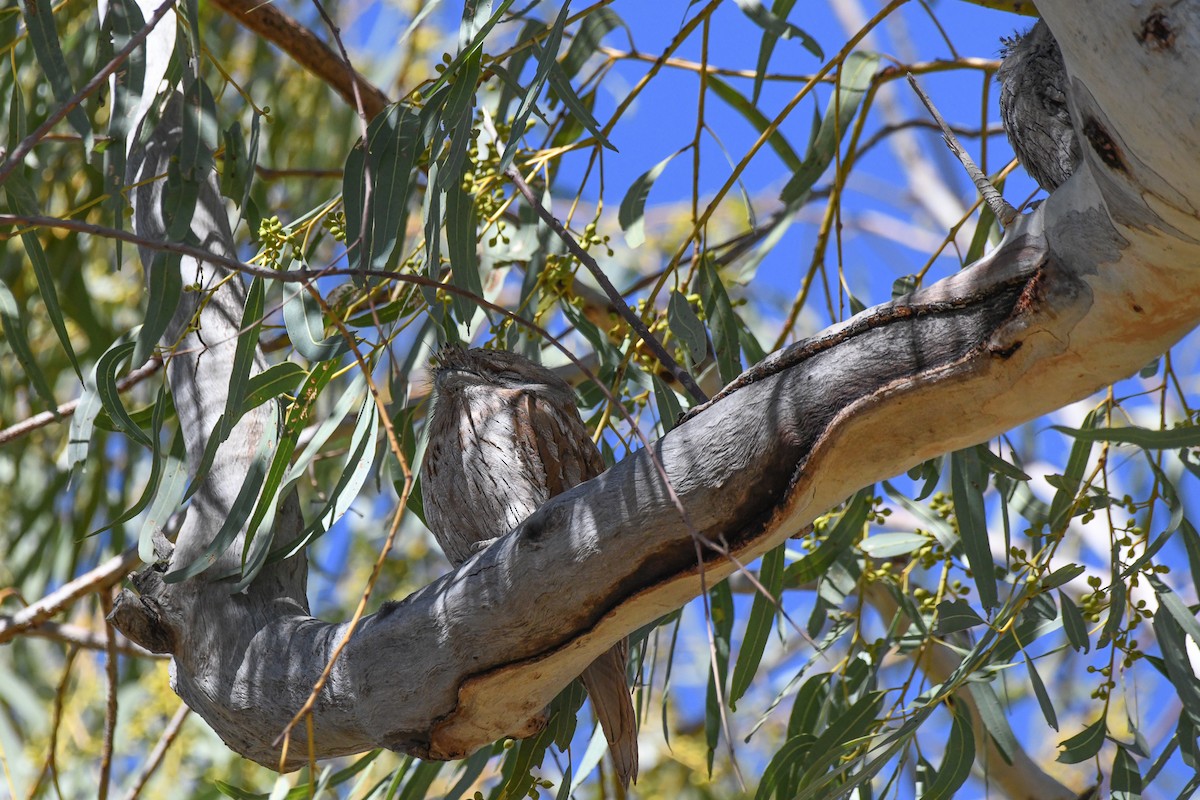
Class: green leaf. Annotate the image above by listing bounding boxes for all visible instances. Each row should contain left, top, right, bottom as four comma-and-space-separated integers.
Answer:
1047, 408, 1099, 532
95, 339, 153, 449
1100, 577, 1126, 648
1041, 563, 1086, 590
544, 56, 616, 151
967, 680, 1017, 764
975, 444, 1031, 482
0, 280, 57, 411
66, 360, 106, 473
950, 447, 997, 609
243, 362, 307, 408
1059, 590, 1090, 653
445, 179, 482, 324
133, 250, 183, 368
1149, 575, 1200, 652
499, 1, 571, 172
668, 289, 707, 365
859, 531, 929, 559
730, 544, 786, 707
437, 48, 482, 194
282, 263, 347, 362
786, 672, 831, 739
342, 102, 424, 272
1112, 746, 1143, 800
796, 690, 884, 786
561, 8, 626, 79
19, 0, 92, 146
1025, 653, 1058, 731
227, 277, 268, 435
780, 51, 878, 204
137, 429, 187, 563
736, 0, 823, 90
4, 169, 81, 378
265, 389, 380, 567
699, 259, 742, 385
101, 0, 147, 264
707, 76, 802, 172
165, 423, 275, 583
92, 381, 172, 536
705, 580, 734, 773
1052, 422, 1200, 450
618, 150, 682, 248
651, 375, 683, 433
922, 700, 974, 799
1056, 716, 1106, 764
783, 489, 871, 587
754, 733, 815, 800
935, 599, 986, 634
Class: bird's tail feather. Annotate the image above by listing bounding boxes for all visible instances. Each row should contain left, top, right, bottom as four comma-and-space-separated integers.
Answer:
580, 641, 638, 787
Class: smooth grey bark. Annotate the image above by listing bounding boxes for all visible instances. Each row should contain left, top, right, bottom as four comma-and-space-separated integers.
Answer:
108, 0, 1200, 786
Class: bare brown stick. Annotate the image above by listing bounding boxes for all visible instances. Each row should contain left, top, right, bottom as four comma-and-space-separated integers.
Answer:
0, 356, 162, 446
209, 0, 391, 121
122, 703, 190, 800
906, 73, 1017, 226
503, 165, 709, 404
0, 548, 140, 645
0, 617, 165, 658
0, 0, 176, 186
98, 591, 118, 800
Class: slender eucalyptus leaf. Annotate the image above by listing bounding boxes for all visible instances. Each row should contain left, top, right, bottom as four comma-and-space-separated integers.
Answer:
19, 0, 92, 145
951, 447, 997, 609
619, 150, 683, 248
1024, 653, 1059, 730
1112, 746, 1143, 800
4, 170, 81, 377
922, 700, 974, 799
499, 2, 571, 171
668, 289, 708, 365
0, 280, 57, 411
935, 599, 986, 634
730, 544, 786, 707
282, 264, 347, 362
1056, 716, 1107, 764
1059, 590, 1090, 653
780, 51, 878, 203
967, 680, 1017, 764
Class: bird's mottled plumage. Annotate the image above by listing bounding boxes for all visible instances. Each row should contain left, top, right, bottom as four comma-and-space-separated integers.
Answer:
998, 20, 1080, 192
421, 346, 638, 785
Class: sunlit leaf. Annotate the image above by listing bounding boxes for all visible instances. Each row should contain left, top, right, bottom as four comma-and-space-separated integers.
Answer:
619, 150, 682, 248
1057, 716, 1107, 764
921, 699, 974, 799
730, 544, 786, 707
951, 447, 997, 609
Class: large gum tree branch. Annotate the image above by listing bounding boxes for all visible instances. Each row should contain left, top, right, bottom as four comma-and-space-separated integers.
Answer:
107, 0, 1200, 783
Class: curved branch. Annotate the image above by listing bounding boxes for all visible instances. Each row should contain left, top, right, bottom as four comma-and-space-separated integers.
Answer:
106, 0, 1200, 782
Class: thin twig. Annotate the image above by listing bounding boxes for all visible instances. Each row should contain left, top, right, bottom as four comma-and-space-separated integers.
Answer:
906, 73, 1017, 226
0, 357, 162, 446
0, 548, 140, 645
0, 0, 176, 186
26, 647, 78, 800
504, 165, 708, 404
122, 704, 190, 800
0, 617, 165, 658
98, 592, 119, 800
